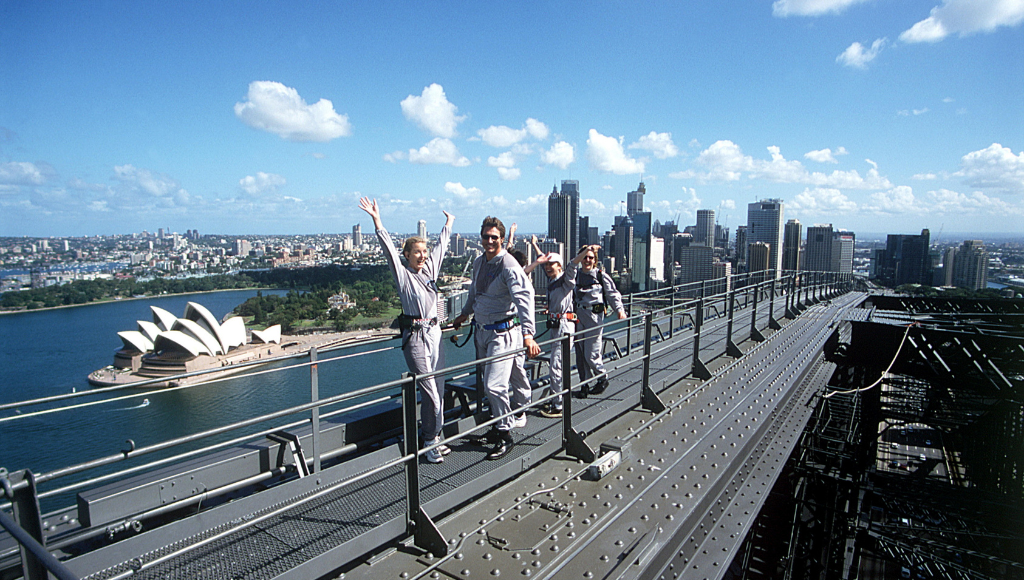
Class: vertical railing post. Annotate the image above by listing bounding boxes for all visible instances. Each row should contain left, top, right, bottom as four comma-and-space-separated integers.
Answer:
6, 470, 47, 580
309, 346, 321, 474
726, 290, 742, 358
561, 333, 573, 444
768, 278, 781, 330
642, 312, 652, 394
625, 291, 633, 356
750, 280, 765, 342
691, 298, 712, 380
400, 372, 421, 537
668, 279, 675, 339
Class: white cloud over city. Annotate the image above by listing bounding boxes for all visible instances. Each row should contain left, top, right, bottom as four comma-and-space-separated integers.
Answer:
628, 132, 679, 159
400, 83, 466, 138
234, 81, 352, 142
900, 0, 1024, 43
408, 138, 471, 167
239, 172, 286, 196
836, 38, 886, 69
772, 0, 870, 17
587, 129, 645, 175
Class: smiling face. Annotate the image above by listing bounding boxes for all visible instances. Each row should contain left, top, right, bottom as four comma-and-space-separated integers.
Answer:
543, 261, 563, 280
403, 241, 429, 272
481, 227, 503, 260
579, 248, 598, 271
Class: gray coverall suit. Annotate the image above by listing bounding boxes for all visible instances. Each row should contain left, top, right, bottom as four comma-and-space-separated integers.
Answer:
460, 250, 536, 432
377, 223, 452, 442
573, 267, 625, 387
543, 261, 577, 410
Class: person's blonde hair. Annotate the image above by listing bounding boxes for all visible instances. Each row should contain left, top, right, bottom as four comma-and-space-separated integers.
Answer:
402, 236, 428, 256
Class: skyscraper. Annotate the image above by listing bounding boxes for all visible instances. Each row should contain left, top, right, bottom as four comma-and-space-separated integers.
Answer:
876, 229, 931, 287
831, 230, 855, 274
735, 225, 748, 262
783, 219, 802, 272
695, 209, 715, 247
548, 180, 580, 254
951, 240, 988, 290
746, 199, 784, 277
417, 220, 427, 239
748, 242, 770, 278
804, 224, 834, 272
612, 215, 634, 275
627, 180, 645, 217
353, 224, 362, 247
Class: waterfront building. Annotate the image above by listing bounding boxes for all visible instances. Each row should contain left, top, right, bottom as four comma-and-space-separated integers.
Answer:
831, 230, 855, 274
876, 229, 931, 287
748, 242, 771, 280
942, 246, 958, 286
783, 219, 802, 272
746, 199, 784, 277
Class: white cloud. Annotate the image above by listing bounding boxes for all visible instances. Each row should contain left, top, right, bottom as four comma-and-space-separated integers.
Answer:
111, 164, 191, 208
580, 198, 608, 214
400, 83, 465, 138
866, 185, 922, 214
953, 143, 1024, 194
926, 188, 1023, 215
901, 0, 1024, 43
719, 199, 736, 210
804, 147, 844, 163
628, 131, 679, 159
408, 138, 471, 167
525, 118, 549, 140
790, 187, 858, 214
487, 151, 517, 168
444, 181, 483, 206
913, 173, 939, 180
897, 108, 930, 116
673, 140, 892, 189
650, 188, 702, 215
541, 141, 576, 169
772, 0, 870, 17
836, 38, 886, 69
586, 129, 645, 175
239, 172, 286, 196
497, 167, 521, 181
383, 151, 406, 163
234, 81, 351, 142
0, 161, 50, 186
478, 125, 527, 148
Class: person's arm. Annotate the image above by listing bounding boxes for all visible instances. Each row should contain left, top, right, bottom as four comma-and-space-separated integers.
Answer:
601, 270, 627, 319
529, 235, 543, 259
360, 197, 402, 276
452, 256, 476, 329
506, 260, 540, 358
428, 210, 454, 278
506, 223, 518, 250
524, 251, 549, 275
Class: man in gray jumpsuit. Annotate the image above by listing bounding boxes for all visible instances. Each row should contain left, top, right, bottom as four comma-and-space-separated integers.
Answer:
573, 245, 626, 396
453, 217, 541, 460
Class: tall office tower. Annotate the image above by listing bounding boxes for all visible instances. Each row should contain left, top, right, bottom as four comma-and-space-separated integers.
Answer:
830, 230, 855, 273
783, 219, 802, 272
630, 212, 653, 291
677, 245, 715, 285
650, 237, 664, 283
664, 232, 692, 285
714, 224, 729, 250
804, 224, 834, 272
877, 229, 931, 287
695, 209, 715, 247
748, 242, 771, 278
746, 199, 784, 277
417, 220, 427, 239
735, 225, 748, 262
342, 237, 354, 252
627, 180, 645, 217
158, 228, 165, 240
579, 216, 590, 247
450, 234, 464, 257
951, 240, 988, 290
234, 239, 252, 257
613, 215, 634, 275
711, 261, 733, 294
548, 181, 580, 254
942, 246, 958, 286
352, 224, 362, 247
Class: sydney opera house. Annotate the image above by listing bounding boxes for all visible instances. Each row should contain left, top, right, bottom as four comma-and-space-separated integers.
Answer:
88, 301, 283, 387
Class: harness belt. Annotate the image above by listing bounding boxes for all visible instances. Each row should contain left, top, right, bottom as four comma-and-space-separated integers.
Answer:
396, 314, 439, 331
479, 316, 520, 331
546, 311, 578, 329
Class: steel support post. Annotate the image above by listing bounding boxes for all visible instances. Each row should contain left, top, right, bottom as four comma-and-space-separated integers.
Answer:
668, 281, 675, 339
310, 346, 320, 474
561, 335, 595, 462
786, 274, 798, 319
691, 298, 712, 380
750, 282, 766, 342
400, 373, 448, 556
640, 312, 666, 412
625, 292, 633, 355
5, 470, 49, 580
768, 278, 782, 330
726, 290, 743, 358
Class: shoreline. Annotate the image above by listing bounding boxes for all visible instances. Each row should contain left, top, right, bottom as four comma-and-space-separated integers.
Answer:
0, 286, 281, 316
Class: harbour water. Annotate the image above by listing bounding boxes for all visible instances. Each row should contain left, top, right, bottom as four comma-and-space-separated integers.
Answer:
0, 290, 474, 510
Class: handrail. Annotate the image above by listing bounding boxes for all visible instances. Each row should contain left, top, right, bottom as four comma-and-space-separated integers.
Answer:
0, 272, 853, 579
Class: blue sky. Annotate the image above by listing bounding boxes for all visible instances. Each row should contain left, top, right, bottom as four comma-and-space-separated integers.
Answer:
1, 0, 1022, 238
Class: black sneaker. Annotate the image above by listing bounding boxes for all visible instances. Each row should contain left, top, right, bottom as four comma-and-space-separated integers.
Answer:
486, 431, 514, 460
590, 378, 609, 395
574, 384, 590, 399
468, 427, 500, 446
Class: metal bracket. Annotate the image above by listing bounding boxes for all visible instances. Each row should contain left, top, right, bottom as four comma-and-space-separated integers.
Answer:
727, 339, 744, 359
641, 383, 667, 413
692, 356, 713, 381
564, 428, 596, 463
769, 315, 782, 330
267, 431, 310, 478
413, 506, 448, 557
751, 326, 767, 342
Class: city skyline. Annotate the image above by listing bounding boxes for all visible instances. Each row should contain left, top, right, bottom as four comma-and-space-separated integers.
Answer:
2, 2, 1022, 238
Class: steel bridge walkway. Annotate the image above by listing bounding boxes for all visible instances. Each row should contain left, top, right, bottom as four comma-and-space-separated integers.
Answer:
57, 289, 860, 580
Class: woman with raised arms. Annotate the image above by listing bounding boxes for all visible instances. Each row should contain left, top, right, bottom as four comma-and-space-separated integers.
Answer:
359, 197, 454, 463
